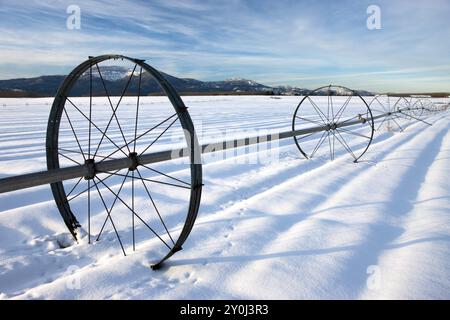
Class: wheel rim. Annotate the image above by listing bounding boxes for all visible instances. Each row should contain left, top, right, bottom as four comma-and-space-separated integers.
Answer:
46, 55, 202, 268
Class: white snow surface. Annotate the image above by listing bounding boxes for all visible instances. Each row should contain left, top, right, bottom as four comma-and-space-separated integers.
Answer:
0, 96, 449, 300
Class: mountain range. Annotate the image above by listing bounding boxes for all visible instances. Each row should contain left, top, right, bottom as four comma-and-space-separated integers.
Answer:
0, 66, 374, 97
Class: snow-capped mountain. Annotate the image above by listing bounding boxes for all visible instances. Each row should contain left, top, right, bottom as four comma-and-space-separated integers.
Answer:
312, 86, 373, 97
94, 66, 129, 81
0, 68, 375, 97
82, 66, 139, 81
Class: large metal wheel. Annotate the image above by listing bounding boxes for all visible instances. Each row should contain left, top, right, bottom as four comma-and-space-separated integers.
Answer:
369, 95, 408, 132
46, 55, 202, 269
406, 98, 425, 118
292, 85, 374, 163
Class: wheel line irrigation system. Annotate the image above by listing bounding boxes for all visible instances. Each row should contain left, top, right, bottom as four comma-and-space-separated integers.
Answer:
0, 55, 448, 269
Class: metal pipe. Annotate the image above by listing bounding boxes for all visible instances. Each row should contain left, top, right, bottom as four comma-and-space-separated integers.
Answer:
0, 112, 391, 195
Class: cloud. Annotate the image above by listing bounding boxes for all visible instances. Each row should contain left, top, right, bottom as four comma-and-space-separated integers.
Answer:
0, 0, 449, 92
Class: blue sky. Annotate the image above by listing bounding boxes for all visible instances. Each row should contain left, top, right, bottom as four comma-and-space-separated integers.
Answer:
0, 0, 449, 92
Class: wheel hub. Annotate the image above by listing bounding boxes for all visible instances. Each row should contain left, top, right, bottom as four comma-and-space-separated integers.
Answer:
326, 123, 337, 131
128, 152, 139, 171
84, 159, 96, 180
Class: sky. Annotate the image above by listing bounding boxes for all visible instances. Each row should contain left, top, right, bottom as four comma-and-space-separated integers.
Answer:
0, 0, 449, 92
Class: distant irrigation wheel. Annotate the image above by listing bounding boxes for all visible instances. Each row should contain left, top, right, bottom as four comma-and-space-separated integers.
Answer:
411, 99, 426, 117
398, 98, 432, 126
46, 55, 202, 269
392, 96, 416, 122
292, 85, 374, 163
369, 95, 406, 132
400, 98, 425, 119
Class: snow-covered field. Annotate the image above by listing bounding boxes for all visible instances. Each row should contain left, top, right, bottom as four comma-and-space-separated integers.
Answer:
0, 96, 449, 299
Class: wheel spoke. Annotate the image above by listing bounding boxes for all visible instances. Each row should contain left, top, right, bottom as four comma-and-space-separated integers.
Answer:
309, 130, 328, 159
373, 96, 388, 113
334, 130, 357, 161
391, 116, 404, 131
139, 117, 179, 156
403, 113, 431, 126
140, 164, 191, 187
338, 127, 371, 139
132, 170, 135, 251
66, 170, 120, 203
96, 177, 171, 250
332, 130, 336, 160
329, 86, 335, 120
88, 63, 93, 158
98, 113, 178, 163
376, 116, 389, 131
297, 132, 317, 141
327, 132, 333, 161
66, 177, 83, 197
136, 168, 175, 245
392, 97, 403, 111
133, 68, 143, 153
88, 179, 91, 244
93, 177, 127, 256
58, 152, 82, 165
327, 88, 331, 120
307, 96, 328, 124
295, 115, 325, 127
96, 170, 129, 242
65, 97, 129, 158
99, 170, 191, 190
333, 95, 353, 123
59, 148, 117, 161
62, 107, 86, 161
93, 63, 137, 158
